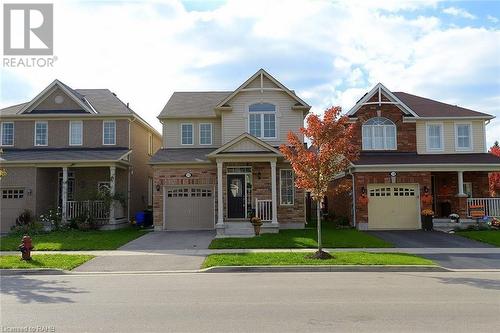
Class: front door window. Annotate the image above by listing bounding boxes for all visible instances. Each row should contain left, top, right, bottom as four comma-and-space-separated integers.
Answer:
227, 174, 246, 218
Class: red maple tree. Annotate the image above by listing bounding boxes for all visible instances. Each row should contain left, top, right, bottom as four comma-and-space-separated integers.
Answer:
280, 106, 358, 256
489, 141, 500, 196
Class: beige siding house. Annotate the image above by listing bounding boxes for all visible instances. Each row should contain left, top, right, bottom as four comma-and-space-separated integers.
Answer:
0, 80, 161, 233
151, 69, 310, 236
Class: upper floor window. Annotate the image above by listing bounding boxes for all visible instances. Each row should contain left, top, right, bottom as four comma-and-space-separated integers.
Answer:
427, 123, 443, 151
35, 121, 48, 146
103, 120, 116, 145
455, 123, 472, 150
181, 123, 193, 145
148, 133, 154, 155
0, 122, 14, 146
248, 103, 276, 139
199, 123, 212, 145
362, 117, 396, 150
69, 121, 83, 146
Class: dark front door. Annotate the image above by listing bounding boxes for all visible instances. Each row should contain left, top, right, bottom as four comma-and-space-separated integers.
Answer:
227, 174, 245, 218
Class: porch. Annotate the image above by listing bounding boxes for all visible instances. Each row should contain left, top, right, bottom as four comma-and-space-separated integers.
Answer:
38, 165, 129, 229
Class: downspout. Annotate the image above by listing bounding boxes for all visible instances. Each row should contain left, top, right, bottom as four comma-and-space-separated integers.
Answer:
349, 168, 356, 228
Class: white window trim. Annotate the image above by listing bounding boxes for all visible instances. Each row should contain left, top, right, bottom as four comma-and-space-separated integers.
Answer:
455, 122, 473, 152
426, 122, 444, 152
279, 169, 294, 206
0, 122, 14, 146
463, 182, 473, 198
34, 121, 48, 146
180, 123, 194, 146
247, 103, 278, 140
69, 120, 83, 146
199, 123, 213, 146
361, 118, 397, 151
102, 120, 116, 146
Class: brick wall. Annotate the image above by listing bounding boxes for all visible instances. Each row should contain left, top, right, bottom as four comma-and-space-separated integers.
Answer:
351, 94, 417, 152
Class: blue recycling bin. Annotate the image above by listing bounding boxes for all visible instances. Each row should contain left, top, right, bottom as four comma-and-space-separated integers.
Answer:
135, 211, 145, 226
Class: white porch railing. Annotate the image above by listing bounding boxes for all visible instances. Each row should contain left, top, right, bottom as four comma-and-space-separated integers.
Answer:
255, 198, 272, 222
66, 200, 109, 220
467, 198, 500, 218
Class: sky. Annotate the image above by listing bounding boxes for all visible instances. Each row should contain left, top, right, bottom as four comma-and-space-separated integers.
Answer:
1, 0, 499, 146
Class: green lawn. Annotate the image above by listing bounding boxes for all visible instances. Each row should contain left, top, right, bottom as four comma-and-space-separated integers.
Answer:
209, 227, 392, 249
202, 252, 434, 268
457, 230, 500, 247
0, 228, 149, 251
0, 254, 94, 270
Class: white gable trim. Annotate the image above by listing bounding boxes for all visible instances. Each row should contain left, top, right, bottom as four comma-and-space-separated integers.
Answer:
207, 133, 282, 157
215, 69, 310, 109
18, 79, 95, 115
346, 83, 419, 118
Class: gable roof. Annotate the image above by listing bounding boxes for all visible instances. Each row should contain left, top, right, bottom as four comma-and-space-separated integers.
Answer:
158, 91, 231, 119
214, 68, 310, 109
346, 83, 418, 117
207, 133, 282, 157
347, 83, 494, 119
393, 92, 493, 118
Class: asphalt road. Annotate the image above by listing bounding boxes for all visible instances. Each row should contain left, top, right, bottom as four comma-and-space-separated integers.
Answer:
1, 271, 499, 332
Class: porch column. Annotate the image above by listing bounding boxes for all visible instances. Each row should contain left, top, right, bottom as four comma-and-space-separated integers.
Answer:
457, 171, 466, 196
216, 160, 224, 226
109, 166, 116, 223
61, 167, 68, 223
270, 160, 278, 225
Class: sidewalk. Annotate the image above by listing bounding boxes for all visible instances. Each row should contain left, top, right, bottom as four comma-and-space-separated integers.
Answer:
2, 247, 500, 256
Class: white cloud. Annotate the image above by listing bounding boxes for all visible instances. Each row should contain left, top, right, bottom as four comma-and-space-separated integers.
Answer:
1, 0, 498, 147
487, 15, 499, 23
442, 7, 476, 19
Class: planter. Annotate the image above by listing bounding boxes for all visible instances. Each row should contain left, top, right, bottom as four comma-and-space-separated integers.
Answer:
421, 215, 433, 231
252, 224, 262, 236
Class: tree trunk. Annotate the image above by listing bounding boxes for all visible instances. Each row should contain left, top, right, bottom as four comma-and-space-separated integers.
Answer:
317, 200, 322, 252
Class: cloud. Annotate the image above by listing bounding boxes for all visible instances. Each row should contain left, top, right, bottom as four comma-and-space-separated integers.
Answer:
487, 15, 499, 23
442, 6, 476, 19
1, 0, 498, 147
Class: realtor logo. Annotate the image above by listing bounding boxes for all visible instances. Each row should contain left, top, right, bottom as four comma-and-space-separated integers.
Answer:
3, 3, 53, 55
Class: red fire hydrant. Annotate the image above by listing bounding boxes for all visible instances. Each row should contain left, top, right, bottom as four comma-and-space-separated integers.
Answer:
19, 235, 34, 261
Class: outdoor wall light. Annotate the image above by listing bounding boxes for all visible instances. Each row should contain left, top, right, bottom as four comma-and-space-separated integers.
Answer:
423, 186, 429, 194
156, 185, 161, 192
361, 187, 366, 194
257, 171, 262, 179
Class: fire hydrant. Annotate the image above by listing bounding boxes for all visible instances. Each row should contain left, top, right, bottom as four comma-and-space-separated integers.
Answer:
19, 235, 34, 261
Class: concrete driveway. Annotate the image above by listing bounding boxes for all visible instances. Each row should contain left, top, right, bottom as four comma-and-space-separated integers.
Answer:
368, 230, 499, 269
73, 231, 215, 272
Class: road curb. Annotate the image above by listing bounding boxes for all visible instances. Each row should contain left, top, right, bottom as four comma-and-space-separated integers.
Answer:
202, 265, 449, 273
0, 268, 67, 276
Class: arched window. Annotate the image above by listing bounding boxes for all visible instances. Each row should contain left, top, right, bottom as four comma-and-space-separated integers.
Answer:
362, 117, 396, 150
248, 103, 276, 139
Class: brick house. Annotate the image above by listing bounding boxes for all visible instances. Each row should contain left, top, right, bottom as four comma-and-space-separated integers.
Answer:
327, 83, 500, 230
150, 69, 310, 236
0, 80, 161, 232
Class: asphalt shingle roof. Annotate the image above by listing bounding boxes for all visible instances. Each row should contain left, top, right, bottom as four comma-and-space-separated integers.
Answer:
354, 152, 500, 165
158, 91, 232, 118
393, 92, 492, 118
0, 148, 130, 162
150, 148, 215, 163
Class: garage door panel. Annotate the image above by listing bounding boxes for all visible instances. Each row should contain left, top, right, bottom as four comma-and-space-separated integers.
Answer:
368, 184, 420, 230
164, 186, 214, 231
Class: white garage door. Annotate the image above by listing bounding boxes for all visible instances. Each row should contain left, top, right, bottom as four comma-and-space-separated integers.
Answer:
163, 186, 214, 230
367, 184, 420, 230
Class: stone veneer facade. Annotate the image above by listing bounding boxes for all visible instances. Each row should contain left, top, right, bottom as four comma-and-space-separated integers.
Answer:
153, 162, 305, 230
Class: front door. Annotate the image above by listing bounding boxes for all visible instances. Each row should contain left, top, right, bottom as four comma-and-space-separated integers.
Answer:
227, 174, 245, 218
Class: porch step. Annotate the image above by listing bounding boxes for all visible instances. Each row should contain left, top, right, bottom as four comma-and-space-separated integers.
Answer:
216, 222, 279, 237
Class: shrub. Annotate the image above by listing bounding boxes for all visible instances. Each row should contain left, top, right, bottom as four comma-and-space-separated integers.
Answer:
39, 207, 64, 231
73, 211, 98, 231
333, 215, 350, 228
10, 210, 43, 235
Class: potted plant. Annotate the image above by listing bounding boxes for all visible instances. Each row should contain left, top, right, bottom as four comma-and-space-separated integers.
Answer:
449, 213, 460, 223
250, 216, 263, 236
421, 209, 434, 231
